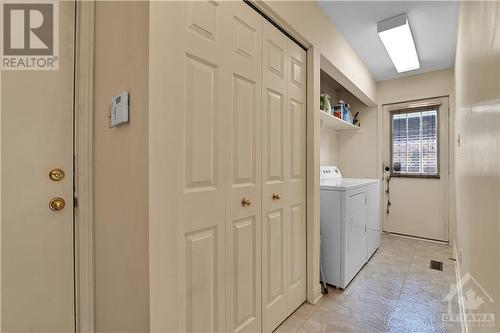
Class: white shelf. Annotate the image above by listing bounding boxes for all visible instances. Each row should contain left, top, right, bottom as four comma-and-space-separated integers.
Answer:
320, 110, 360, 131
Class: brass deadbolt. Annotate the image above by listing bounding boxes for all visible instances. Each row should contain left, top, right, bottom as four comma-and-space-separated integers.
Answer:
49, 168, 65, 181
49, 197, 66, 211
241, 197, 252, 207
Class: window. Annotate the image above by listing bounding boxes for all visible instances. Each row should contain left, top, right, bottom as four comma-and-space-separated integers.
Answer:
391, 107, 439, 178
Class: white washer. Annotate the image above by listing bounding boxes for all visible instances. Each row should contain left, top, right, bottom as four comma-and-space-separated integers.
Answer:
320, 166, 380, 289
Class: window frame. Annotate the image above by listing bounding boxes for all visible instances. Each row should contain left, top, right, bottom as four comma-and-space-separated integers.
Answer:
390, 105, 441, 179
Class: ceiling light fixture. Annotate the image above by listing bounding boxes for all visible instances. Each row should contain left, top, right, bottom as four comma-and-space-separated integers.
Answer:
377, 14, 420, 73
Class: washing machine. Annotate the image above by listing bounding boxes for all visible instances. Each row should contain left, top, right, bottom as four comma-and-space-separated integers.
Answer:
320, 166, 380, 289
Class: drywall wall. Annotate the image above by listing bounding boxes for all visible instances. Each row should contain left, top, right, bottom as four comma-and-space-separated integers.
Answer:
377, 68, 454, 105
93, 2, 149, 332
320, 128, 338, 166
337, 88, 378, 179
377, 69, 456, 242
455, 1, 500, 328
320, 70, 339, 166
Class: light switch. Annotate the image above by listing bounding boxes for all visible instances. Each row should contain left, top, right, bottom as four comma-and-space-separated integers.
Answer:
110, 92, 129, 127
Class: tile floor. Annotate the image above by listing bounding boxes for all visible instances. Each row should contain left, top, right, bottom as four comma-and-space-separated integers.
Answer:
277, 234, 462, 333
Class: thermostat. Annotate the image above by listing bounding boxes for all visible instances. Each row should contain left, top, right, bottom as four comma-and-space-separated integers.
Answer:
110, 92, 129, 127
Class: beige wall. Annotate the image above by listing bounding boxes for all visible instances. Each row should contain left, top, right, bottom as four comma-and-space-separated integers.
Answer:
377, 69, 456, 241
377, 68, 454, 105
93, 2, 149, 332
454, 1, 500, 327
320, 71, 339, 166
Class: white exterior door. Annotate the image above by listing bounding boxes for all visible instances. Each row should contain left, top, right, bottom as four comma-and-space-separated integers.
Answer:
1, 2, 75, 331
261, 20, 307, 333
383, 98, 449, 241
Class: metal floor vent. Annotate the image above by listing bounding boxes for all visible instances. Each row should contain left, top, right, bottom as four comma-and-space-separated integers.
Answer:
430, 260, 443, 271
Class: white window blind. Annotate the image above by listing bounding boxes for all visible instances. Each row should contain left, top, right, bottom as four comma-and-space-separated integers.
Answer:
391, 108, 439, 177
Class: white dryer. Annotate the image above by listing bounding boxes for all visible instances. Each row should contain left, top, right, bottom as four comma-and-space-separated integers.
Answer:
320, 166, 380, 289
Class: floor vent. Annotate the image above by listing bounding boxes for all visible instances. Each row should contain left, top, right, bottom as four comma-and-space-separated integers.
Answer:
430, 260, 443, 271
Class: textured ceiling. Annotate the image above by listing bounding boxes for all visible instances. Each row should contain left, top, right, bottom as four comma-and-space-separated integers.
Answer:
317, 1, 459, 81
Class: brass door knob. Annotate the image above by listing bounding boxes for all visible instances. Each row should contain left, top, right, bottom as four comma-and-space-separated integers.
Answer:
272, 193, 281, 201
49, 168, 65, 181
49, 197, 66, 211
241, 197, 252, 207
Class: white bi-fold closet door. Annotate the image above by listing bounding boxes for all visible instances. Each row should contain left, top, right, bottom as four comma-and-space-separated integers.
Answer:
261, 18, 307, 333
148, 2, 306, 332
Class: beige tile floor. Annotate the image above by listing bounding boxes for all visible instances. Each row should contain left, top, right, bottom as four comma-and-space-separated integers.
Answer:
277, 234, 462, 333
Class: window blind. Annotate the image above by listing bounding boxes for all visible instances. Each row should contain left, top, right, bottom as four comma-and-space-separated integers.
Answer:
391, 108, 439, 177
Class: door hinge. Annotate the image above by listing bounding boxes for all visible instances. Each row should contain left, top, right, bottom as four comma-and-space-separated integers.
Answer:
73, 197, 78, 208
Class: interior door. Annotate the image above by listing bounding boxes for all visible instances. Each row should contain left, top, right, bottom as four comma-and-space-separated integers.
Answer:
262, 20, 306, 333
225, 3, 263, 333
383, 97, 449, 241
1, 1, 75, 331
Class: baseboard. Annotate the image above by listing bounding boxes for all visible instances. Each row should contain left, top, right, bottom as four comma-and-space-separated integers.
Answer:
452, 241, 468, 333
386, 231, 448, 244
308, 284, 323, 305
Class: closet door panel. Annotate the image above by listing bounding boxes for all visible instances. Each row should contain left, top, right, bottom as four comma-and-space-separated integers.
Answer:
262, 20, 290, 333
285, 39, 307, 314
225, 3, 263, 333
262, 20, 307, 332
149, 1, 229, 331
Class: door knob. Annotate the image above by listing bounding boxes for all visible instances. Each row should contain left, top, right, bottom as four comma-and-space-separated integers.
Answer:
49, 197, 66, 211
272, 193, 281, 201
49, 168, 65, 181
241, 197, 252, 207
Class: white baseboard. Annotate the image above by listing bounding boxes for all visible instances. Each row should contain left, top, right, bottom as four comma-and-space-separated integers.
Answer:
452, 241, 468, 333
308, 284, 323, 305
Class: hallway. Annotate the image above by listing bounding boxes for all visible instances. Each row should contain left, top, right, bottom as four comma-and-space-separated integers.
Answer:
277, 235, 461, 333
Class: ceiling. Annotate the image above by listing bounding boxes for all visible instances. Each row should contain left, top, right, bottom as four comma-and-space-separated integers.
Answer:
317, 1, 459, 81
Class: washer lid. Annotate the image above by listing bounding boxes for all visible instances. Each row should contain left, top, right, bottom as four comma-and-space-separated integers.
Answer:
320, 177, 380, 191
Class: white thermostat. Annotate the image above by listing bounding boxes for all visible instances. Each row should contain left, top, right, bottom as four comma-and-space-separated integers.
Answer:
110, 92, 129, 127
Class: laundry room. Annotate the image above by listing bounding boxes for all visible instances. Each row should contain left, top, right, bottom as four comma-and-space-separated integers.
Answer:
2, 1, 499, 332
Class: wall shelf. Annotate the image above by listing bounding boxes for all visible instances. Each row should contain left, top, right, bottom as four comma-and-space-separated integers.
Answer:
320, 110, 360, 131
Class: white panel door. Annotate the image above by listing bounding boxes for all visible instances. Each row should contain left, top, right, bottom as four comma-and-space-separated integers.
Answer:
225, 3, 263, 333
286, 24, 307, 316
1, 2, 75, 331
149, 1, 231, 331
383, 98, 449, 241
262, 20, 306, 333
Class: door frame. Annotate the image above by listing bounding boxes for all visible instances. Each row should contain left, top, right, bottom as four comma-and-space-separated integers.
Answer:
74, 1, 95, 332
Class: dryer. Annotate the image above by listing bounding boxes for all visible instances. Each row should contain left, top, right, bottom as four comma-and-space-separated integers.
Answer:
320, 166, 380, 289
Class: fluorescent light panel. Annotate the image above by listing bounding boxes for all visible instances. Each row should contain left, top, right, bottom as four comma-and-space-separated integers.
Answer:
377, 14, 420, 73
